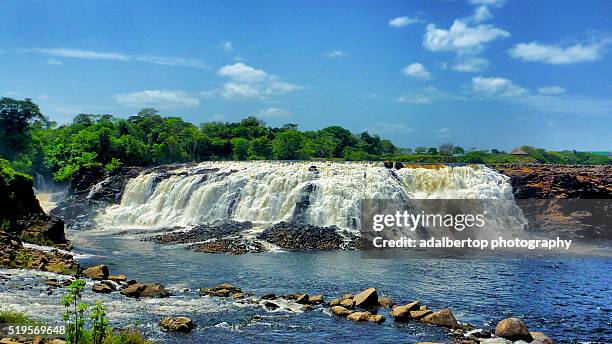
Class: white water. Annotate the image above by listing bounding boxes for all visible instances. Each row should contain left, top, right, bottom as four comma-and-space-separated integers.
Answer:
96, 162, 522, 233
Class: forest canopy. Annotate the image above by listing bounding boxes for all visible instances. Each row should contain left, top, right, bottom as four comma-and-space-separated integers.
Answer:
0, 98, 609, 182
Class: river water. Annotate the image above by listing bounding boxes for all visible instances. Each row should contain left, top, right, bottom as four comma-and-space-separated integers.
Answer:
2, 163, 611, 343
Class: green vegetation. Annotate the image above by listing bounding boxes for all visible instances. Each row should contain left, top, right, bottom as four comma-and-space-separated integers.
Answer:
0, 97, 609, 183
0, 309, 36, 324
61, 279, 152, 344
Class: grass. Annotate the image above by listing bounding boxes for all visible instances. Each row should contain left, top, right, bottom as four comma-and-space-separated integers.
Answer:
0, 309, 35, 324
103, 329, 155, 344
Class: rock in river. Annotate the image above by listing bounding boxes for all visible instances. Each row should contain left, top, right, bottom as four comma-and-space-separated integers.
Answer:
494, 318, 533, 342
92, 282, 113, 294
353, 288, 379, 308
390, 300, 420, 321
82, 265, 109, 280
420, 308, 459, 328
159, 316, 195, 333
330, 306, 352, 317
121, 282, 170, 298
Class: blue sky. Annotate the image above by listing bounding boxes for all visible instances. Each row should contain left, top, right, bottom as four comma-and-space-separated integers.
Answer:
1, 0, 611, 150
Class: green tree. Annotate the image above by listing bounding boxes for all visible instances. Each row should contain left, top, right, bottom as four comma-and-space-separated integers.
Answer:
438, 143, 454, 156
272, 130, 304, 160
0, 97, 44, 160
231, 137, 250, 160
62, 279, 88, 344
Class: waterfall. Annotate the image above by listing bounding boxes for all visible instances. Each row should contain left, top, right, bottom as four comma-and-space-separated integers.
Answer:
96, 162, 523, 232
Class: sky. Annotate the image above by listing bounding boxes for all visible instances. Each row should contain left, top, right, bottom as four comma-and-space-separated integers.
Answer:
1, 0, 611, 151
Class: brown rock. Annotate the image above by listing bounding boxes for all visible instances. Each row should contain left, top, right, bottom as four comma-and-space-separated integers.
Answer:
494, 318, 532, 342
368, 314, 385, 324
159, 316, 195, 333
339, 298, 355, 309
121, 283, 142, 297
108, 274, 127, 282
410, 309, 433, 319
82, 265, 109, 280
232, 292, 245, 299
352, 288, 379, 308
92, 282, 113, 294
347, 311, 371, 322
390, 300, 421, 321
309, 294, 324, 304
421, 308, 459, 328
378, 296, 395, 308
295, 293, 309, 304
341, 293, 354, 300
330, 306, 353, 317
530, 332, 554, 344
329, 299, 341, 307
140, 283, 170, 298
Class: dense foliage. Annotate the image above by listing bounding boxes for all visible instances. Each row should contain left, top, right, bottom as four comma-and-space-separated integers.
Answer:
0, 98, 609, 182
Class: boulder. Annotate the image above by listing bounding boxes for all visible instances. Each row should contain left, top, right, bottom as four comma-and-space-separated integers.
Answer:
329, 299, 341, 307
530, 332, 554, 344
199, 283, 242, 297
82, 265, 109, 280
330, 306, 353, 317
121, 283, 142, 298
232, 292, 244, 299
390, 300, 421, 321
421, 308, 459, 328
108, 274, 127, 282
341, 294, 354, 300
368, 314, 385, 324
263, 301, 279, 310
352, 288, 379, 308
378, 296, 395, 308
159, 316, 195, 333
140, 283, 170, 298
295, 293, 310, 304
494, 318, 533, 342
309, 294, 324, 304
92, 283, 113, 294
409, 309, 432, 319
339, 298, 355, 309
347, 311, 371, 322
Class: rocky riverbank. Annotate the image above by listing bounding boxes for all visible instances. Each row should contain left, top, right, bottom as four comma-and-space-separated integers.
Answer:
492, 165, 611, 240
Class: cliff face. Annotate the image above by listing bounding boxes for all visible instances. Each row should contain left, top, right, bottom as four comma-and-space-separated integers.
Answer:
493, 165, 611, 240
0, 162, 68, 247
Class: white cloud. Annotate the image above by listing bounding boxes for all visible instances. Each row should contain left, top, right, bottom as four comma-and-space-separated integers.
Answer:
423, 20, 509, 54
538, 86, 566, 95
327, 50, 347, 58
33, 48, 130, 61
435, 127, 451, 138
216, 63, 301, 99
46, 58, 63, 66
398, 86, 465, 104
470, 6, 492, 23
508, 40, 609, 64
452, 57, 489, 72
388, 16, 422, 28
468, 0, 505, 7
471, 76, 528, 97
220, 41, 233, 52
369, 123, 414, 134
32, 48, 207, 68
259, 107, 292, 118
401, 63, 432, 80
114, 90, 199, 108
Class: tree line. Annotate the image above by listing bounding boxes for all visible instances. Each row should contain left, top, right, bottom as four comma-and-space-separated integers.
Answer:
0, 97, 609, 182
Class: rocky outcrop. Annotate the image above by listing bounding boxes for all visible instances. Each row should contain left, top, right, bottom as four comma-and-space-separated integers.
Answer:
256, 222, 345, 250
121, 282, 170, 298
390, 300, 420, 321
199, 283, 242, 297
0, 231, 79, 274
493, 165, 611, 240
159, 316, 195, 333
352, 288, 379, 308
494, 318, 533, 342
420, 308, 459, 328
82, 265, 109, 280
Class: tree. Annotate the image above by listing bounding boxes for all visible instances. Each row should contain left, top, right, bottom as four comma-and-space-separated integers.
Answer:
453, 146, 465, 156
0, 97, 44, 160
272, 130, 304, 160
248, 137, 273, 160
438, 143, 454, 156
427, 147, 438, 155
415, 146, 427, 154
231, 137, 249, 160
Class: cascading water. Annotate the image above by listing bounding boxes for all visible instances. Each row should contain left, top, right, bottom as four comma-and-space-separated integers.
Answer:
96, 162, 524, 235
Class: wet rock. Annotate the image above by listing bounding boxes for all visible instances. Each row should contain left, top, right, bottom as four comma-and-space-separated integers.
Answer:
295, 294, 309, 304
347, 311, 371, 322
341, 294, 354, 300
261, 293, 277, 300
159, 316, 195, 333
421, 308, 459, 328
368, 314, 385, 324
257, 221, 345, 250
82, 265, 109, 280
199, 283, 242, 297
232, 293, 244, 299
339, 298, 355, 309
108, 274, 127, 282
378, 296, 395, 308
309, 294, 324, 304
330, 306, 352, 317
329, 299, 341, 307
494, 318, 532, 342
390, 300, 421, 321
409, 309, 432, 319
353, 288, 379, 308
263, 301, 279, 310
121, 282, 170, 298
530, 332, 554, 344
92, 282, 113, 294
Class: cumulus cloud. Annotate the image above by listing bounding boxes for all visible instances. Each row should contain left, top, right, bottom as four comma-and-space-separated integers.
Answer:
114, 90, 199, 108
538, 86, 566, 95
388, 16, 422, 28
259, 107, 292, 118
508, 40, 609, 64
470, 6, 492, 23
471, 76, 527, 97
216, 63, 301, 99
452, 57, 489, 72
423, 20, 509, 54
31, 48, 207, 68
401, 63, 432, 80
327, 50, 347, 58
